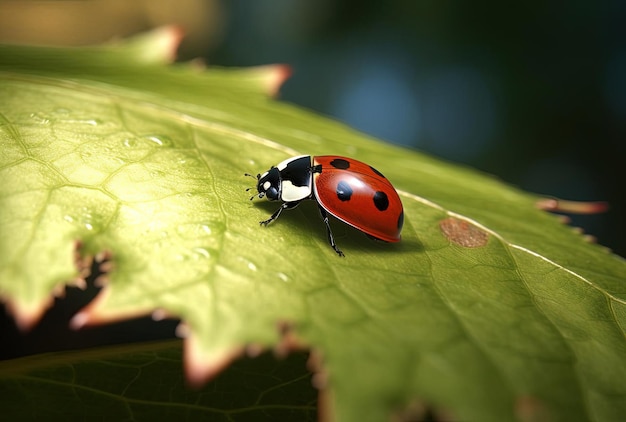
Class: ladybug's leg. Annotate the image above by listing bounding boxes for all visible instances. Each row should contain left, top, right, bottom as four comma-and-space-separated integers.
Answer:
260, 201, 301, 226
317, 205, 345, 257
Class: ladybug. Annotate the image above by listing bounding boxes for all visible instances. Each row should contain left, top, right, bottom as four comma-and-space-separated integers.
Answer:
246, 155, 404, 257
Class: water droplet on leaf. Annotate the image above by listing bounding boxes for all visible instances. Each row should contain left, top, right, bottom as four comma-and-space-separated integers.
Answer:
143, 135, 172, 147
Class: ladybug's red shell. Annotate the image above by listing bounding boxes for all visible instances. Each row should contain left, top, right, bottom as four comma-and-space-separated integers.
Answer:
312, 156, 403, 242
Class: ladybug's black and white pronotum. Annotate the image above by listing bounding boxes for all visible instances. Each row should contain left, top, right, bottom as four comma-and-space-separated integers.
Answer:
246, 155, 404, 257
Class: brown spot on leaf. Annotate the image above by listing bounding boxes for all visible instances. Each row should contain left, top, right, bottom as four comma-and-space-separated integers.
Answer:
515, 395, 550, 422
440, 217, 489, 248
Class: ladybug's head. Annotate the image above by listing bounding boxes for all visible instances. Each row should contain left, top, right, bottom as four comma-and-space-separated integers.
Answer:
246, 167, 281, 201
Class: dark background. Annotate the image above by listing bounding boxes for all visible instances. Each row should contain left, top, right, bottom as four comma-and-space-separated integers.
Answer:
0, 0, 624, 357
207, 0, 625, 258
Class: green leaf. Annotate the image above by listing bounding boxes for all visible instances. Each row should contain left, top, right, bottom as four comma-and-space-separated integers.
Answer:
0, 341, 317, 421
1, 28, 625, 421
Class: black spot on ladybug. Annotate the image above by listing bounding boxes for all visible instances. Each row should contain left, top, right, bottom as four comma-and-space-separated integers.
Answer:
397, 211, 404, 230
330, 158, 350, 170
370, 166, 385, 178
336, 180, 353, 201
373, 191, 389, 211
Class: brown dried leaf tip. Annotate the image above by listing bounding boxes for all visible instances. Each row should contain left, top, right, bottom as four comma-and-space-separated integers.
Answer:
73, 240, 93, 289
274, 321, 307, 358
73, 241, 113, 288
536, 198, 608, 214
439, 217, 489, 248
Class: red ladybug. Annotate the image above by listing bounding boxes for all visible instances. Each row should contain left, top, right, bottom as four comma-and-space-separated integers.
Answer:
246, 155, 404, 256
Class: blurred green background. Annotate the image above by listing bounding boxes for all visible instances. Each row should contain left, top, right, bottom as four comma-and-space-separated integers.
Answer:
1, 0, 624, 355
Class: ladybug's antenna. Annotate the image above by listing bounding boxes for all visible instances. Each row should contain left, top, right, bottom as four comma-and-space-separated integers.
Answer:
244, 173, 261, 200
246, 187, 259, 201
